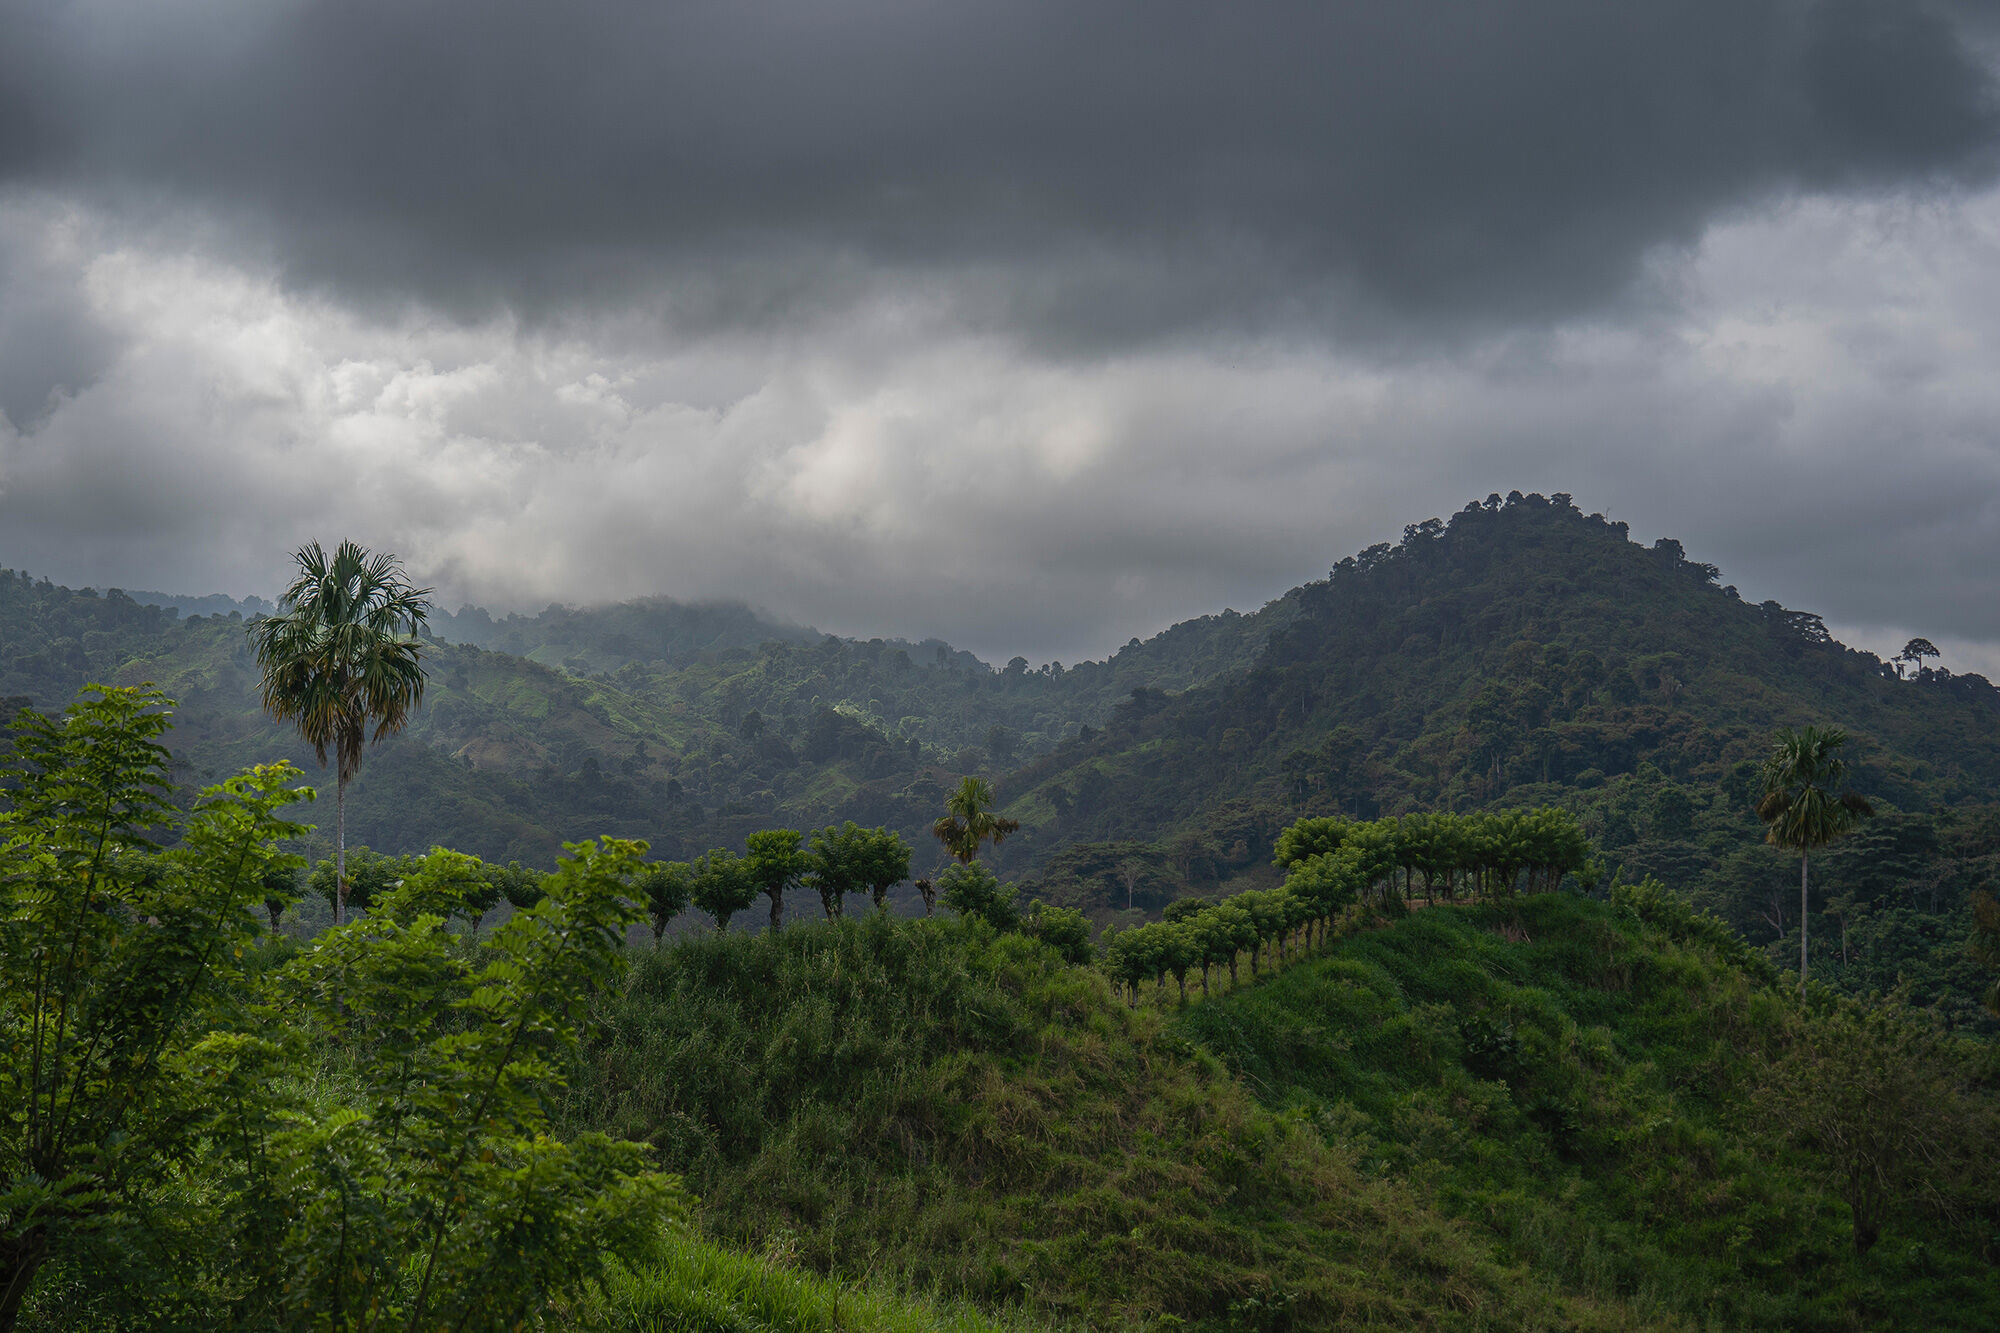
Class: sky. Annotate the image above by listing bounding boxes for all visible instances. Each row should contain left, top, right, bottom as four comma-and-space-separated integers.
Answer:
4, 0, 2000, 669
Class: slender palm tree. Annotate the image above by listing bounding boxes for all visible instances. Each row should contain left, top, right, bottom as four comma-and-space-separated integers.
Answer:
931, 776, 1021, 865
1757, 725, 1872, 997
251, 540, 432, 923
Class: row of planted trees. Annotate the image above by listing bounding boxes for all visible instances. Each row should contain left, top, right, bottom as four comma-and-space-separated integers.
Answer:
630, 776, 1023, 939
310, 822, 923, 943
1101, 806, 1594, 1005
630, 822, 916, 941
298, 805, 1593, 999
310, 776, 1024, 944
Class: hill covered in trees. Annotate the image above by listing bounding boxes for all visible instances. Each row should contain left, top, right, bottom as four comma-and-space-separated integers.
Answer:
6, 567, 2000, 1328
998, 493, 2000, 1030
0, 564, 1294, 875
4, 490, 1998, 1022
1006, 491, 2000, 851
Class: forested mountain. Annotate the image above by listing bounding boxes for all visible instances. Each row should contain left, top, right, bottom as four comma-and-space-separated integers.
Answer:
6, 490, 1997, 1022
424, 596, 822, 670
999, 491, 2000, 1029
1007, 490, 2000, 849
124, 588, 276, 620
0, 565, 1291, 874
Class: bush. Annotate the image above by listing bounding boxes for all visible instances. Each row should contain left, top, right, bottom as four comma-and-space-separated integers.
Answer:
938, 861, 1018, 931
1024, 899, 1093, 964
4, 687, 679, 1331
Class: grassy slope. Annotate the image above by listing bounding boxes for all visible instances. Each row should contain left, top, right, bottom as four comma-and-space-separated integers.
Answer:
563, 1229, 1067, 1333
1174, 893, 2000, 1332
567, 913, 1673, 1332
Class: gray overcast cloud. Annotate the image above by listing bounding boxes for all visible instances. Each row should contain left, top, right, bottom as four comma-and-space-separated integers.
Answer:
3, 0, 2000, 667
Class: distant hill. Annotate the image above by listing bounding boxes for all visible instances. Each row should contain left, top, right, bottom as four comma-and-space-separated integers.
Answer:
999, 492, 2000, 1029
126, 588, 277, 620
425, 596, 822, 670
0, 565, 1290, 877
9, 493, 1996, 1019
1009, 491, 1999, 855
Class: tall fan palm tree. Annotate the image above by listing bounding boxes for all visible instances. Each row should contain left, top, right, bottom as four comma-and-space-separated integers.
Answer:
931, 776, 1021, 865
1757, 725, 1872, 997
251, 540, 432, 923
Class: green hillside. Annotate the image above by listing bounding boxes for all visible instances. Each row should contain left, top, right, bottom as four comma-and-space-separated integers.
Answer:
6, 631, 1998, 1329
1001, 493, 2000, 1028
1173, 884, 2000, 1331
560, 883, 1997, 1331
0, 568, 1292, 875
568, 910, 1636, 1330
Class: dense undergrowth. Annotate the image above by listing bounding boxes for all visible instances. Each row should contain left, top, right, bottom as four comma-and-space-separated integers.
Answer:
566, 910, 1680, 1330
564, 886, 2000, 1332
1174, 888, 2000, 1331
559, 1228, 1065, 1333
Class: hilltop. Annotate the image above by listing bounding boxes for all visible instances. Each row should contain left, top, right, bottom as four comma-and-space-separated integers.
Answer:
996, 493, 2000, 1028
1006, 491, 2000, 851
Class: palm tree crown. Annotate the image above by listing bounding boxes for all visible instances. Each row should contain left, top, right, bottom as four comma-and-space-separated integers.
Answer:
251, 540, 432, 921
932, 776, 1021, 865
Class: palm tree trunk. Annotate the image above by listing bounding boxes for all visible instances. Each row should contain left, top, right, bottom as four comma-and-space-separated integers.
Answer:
1799, 850, 1809, 997
336, 772, 348, 926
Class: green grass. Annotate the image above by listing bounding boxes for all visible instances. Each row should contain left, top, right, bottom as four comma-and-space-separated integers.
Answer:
563, 1228, 1068, 1333
1174, 892, 2000, 1331
566, 911, 1663, 1330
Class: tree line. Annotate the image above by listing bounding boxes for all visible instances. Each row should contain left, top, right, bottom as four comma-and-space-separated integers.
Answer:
1101, 807, 1593, 1004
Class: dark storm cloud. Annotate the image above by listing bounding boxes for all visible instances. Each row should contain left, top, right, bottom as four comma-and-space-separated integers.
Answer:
2, 0, 1994, 342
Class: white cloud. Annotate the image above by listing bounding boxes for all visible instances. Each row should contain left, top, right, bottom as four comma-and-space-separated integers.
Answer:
5, 185, 2000, 667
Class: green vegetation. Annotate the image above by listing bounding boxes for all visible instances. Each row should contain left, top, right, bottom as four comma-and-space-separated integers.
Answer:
1008, 494, 2000, 1026
566, 1230, 1064, 1332
1175, 882, 2000, 1331
565, 908, 1626, 1330
2, 688, 675, 1331
0, 561, 1292, 880
252, 540, 434, 922
1756, 724, 1874, 994
9, 496, 2000, 1328
933, 776, 1023, 864
1103, 807, 1592, 1006
7, 681, 2000, 1329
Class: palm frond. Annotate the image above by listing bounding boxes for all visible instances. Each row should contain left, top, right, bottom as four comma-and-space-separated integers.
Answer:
250, 540, 433, 781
